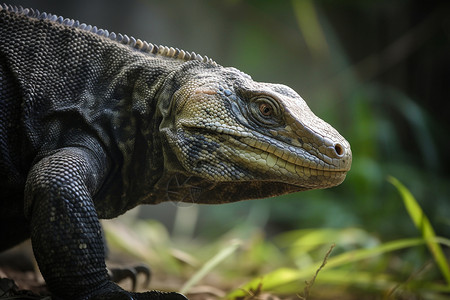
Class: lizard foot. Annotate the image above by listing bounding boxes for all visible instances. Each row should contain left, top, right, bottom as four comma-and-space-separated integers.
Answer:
108, 264, 151, 291
92, 290, 188, 300
0, 278, 50, 299
86, 281, 188, 300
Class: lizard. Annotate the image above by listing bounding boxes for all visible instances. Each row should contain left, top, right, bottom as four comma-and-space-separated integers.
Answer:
0, 4, 352, 300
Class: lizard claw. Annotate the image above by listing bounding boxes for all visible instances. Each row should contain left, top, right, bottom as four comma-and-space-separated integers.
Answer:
131, 291, 188, 300
89, 281, 188, 300
108, 264, 152, 291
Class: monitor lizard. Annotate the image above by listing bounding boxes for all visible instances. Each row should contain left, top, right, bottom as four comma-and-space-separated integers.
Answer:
0, 4, 352, 300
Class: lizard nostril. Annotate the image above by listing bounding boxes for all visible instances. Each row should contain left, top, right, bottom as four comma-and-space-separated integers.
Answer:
334, 143, 345, 157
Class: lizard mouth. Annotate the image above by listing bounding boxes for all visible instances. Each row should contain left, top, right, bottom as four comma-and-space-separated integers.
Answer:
228, 133, 350, 173
180, 122, 350, 183
226, 135, 349, 185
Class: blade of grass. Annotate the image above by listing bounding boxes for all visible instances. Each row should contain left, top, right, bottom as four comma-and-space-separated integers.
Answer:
435, 236, 450, 248
388, 176, 450, 286
180, 239, 241, 294
228, 237, 426, 298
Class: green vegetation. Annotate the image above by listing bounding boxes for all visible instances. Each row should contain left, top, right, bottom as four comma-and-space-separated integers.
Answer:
104, 178, 449, 298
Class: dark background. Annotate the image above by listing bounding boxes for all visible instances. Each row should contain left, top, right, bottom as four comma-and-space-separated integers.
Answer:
5, 0, 450, 240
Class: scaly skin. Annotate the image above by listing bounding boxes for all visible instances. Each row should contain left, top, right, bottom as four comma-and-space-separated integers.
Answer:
156, 68, 351, 204
0, 4, 351, 300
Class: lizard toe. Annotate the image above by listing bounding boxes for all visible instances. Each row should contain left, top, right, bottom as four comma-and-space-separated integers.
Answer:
108, 264, 151, 291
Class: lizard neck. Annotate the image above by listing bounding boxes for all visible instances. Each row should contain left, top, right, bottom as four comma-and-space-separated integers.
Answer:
93, 57, 184, 217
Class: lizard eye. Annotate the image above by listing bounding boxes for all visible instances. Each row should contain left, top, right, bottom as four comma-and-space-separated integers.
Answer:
249, 97, 282, 126
259, 103, 273, 116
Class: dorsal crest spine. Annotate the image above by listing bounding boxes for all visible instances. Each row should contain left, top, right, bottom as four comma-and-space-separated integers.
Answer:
0, 4, 218, 66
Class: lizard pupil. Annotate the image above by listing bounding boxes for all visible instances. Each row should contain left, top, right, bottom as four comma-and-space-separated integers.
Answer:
259, 103, 272, 116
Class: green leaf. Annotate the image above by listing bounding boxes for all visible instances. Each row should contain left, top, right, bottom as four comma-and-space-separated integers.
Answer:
180, 239, 241, 294
388, 176, 450, 286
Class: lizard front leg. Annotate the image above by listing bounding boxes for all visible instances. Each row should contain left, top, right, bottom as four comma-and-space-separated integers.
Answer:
25, 147, 112, 299
24, 147, 186, 300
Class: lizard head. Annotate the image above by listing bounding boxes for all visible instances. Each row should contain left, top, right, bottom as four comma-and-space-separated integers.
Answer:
159, 63, 352, 204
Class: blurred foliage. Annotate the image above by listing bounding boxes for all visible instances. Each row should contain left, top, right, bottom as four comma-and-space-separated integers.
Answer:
103, 179, 450, 298
388, 176, 450, 285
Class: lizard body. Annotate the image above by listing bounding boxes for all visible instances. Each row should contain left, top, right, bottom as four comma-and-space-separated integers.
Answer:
0, 4, 351, 299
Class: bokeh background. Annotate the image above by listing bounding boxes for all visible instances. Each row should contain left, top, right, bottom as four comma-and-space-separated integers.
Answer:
4, 0, 449, 297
